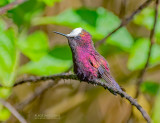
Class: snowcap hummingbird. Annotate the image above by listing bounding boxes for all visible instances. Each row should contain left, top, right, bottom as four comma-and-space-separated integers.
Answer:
54, 28, 122, 91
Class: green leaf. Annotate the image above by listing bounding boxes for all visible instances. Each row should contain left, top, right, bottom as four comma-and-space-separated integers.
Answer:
134, 7, 160, 43
49, 45, 72, 60
152, 88, 160, 123
150, 44, 160, 65
38, 0, 61, 6
33, 8, 91, 29
19, 55, 72, 75
33, 7, 134, 51
8, 0, 44, 27
0, 87, 11, 99
0, 24, 17, 86
134, 8, 154, 29
107, 28, 134, 51
0, 0, 7, 7
0, 106, 10, 121
128, 38, 149, 71
140, 81, 160, 95
128, 38, 160, 71
0, 0, 14, 7
18, 31, 49, 61
0, 19, 6, 32
96, 8, 134, 51
96, 7, 120, 35
75, 8, 98, 27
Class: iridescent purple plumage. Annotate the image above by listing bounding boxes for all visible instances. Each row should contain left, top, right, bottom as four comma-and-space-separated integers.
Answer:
54, 28, 122, 91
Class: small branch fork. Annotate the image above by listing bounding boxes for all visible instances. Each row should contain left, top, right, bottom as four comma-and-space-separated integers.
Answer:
135, 0, 159, 98
13, 73, 151, 123
95, 0, 153, 48
0, 99, 27, 123
0, 0, 27, 15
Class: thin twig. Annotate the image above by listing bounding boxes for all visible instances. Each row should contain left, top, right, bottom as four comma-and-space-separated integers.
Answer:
0, 98, 27, 123
0, 0, 27, 15
95, 0, 153, 48
12, 73, 151, 122
135, 0, 159, 98
14, 73, 78, 87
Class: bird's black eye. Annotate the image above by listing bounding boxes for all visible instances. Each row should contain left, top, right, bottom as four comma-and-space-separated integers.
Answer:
75, 36, 81, 40
69, 37, 74, 40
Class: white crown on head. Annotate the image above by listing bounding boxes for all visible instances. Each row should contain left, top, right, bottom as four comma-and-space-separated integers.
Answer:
67, 27, 83, 37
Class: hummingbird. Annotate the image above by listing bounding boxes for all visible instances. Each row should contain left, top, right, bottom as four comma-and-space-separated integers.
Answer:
54, 28, 122, 92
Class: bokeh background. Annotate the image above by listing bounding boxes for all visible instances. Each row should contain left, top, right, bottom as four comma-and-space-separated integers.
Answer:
0, 0, 160, 123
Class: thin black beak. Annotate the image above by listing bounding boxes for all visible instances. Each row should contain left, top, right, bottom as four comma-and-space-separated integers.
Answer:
53, 31, 68, 38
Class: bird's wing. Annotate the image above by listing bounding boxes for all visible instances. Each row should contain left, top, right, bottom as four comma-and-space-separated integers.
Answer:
89, 55, 122, 91
98, 65, 122, 91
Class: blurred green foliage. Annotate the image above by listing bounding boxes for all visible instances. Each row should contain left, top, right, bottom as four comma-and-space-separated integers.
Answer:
18, 31, 49, 61
49, 45, 72, 60
8, 0, 44, 27
128, 38, 160, 70
152, 88, 160, 123
33, 7, 134, 51
38, 0, 61, 6
134, 8, 160, 43
0, 105, 10, 121
128, 7, 160, 71
0, 0, 160, 122
0, 0, 14, 7
19, 55, 72, 75
0, 21, 17, 86
0, 88, 11, 99
140, 81, 160, 95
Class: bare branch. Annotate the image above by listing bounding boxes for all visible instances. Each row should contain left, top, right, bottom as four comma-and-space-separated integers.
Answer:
95, 0, 153, 48
0, 98, 27, 123
0, 0, 27, 15
135, 0, 159, 98
14, 73, 78, 87
13, 73, 151, 122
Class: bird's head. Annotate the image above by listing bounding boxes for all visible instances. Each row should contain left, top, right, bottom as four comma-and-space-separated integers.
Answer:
54, 27, 93, 48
